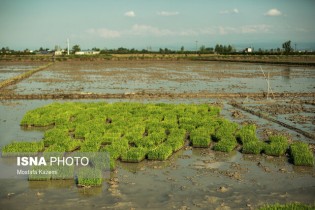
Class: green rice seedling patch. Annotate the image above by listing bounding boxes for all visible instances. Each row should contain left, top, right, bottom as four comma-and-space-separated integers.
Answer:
28, 165, 52, 181
290, 142, 314, 166
259, 202, 315, 210
242, 141, 263, 154
236, 124, 263, 154
51, 165, 74, 180
148, 144, 173, 161
44, 128, 70, 146
121, 147, 147, 163
2, 141, 44, 157
213, 134, 237, 152
101, 138, 129, 160
77, 167, 102, 187
165, 136, 185, 152
264, 135, 289, 157
5, 102, 312, 172
213, 120, 238, 141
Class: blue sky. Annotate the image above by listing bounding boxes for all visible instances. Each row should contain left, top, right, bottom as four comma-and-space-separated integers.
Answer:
0, 0, 314, 50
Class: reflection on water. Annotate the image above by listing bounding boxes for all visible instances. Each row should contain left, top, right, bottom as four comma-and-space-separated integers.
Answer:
281, 67, 291, 83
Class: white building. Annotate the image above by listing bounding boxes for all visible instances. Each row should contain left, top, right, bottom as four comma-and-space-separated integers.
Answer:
75, 50, 100, 55
244, 47, 252, 53
54, 50, 63, 55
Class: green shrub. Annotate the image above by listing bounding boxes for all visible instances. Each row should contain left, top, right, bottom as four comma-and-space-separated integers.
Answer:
290, 142, 314, 166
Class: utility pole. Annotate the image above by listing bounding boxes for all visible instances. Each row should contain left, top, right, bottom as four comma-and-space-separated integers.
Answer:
195, 40, 198, 55
294, 43, 297, 52
67, 38, 70, 55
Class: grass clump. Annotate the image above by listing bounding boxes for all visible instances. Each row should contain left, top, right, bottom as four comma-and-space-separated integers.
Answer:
290, 142, 314, 166
1, 141, 44, 157
264, 135, 288, 156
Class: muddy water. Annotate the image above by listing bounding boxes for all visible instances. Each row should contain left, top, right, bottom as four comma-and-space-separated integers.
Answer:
0, 99, 314, 209
2, 61, 315, 95
0, 62, 44, 82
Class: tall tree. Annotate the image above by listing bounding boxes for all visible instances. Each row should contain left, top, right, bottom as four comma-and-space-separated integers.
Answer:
282, 40, 293, 53
72, 45, 81, 53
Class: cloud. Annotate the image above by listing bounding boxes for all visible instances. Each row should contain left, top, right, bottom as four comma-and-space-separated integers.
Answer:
265, 8, 282, 16
240, 24, 271, 33
87, 28, 121, 39
86, 24, 271, 39
124, 11, 135, 17
157, 11, 179, 16
200, 24, 271, 35
220, 8, 239, 14
130, 24, 174, 36
233, 8, 239, 14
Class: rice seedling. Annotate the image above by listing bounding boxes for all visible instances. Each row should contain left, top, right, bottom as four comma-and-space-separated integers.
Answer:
290, 142, 314, 166
121, 147, 147, 163
76, 167, 102, 187
213, 120, 238, 140
28, 165, 52, 181
148, 144, 173, 160
191, 136, 211, 148
44, 128, 70, 146
213, 134, 237, 152
236, 124, 263, 154
264, 135, 288, 156
1, 141, 44, 157
80, 140, 101, 152
242, 141, 264, 154
259, 202, 315, 210
51, 165, 74, 180
165, 136, 185, 152
101, 138, 129, 160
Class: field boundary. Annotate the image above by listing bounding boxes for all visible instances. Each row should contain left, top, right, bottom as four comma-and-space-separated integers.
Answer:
0, 92, 314, 100
0, 63, 53, 89
230, 102, 315, 140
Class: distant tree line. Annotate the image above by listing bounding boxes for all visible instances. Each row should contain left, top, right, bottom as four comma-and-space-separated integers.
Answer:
214, 44, 234, 54
1, 40, 313, 55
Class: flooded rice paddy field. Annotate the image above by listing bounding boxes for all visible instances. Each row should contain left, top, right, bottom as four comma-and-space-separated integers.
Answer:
0, 98, 314, 210
1, 61, 315, 95
0, 62, 45, 82
0, 61, 314, 209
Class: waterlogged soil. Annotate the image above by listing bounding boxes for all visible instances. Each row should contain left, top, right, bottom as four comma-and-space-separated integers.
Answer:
0, 62, 45, 82
0, 99, 314, 209
1, 61, 315, 95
